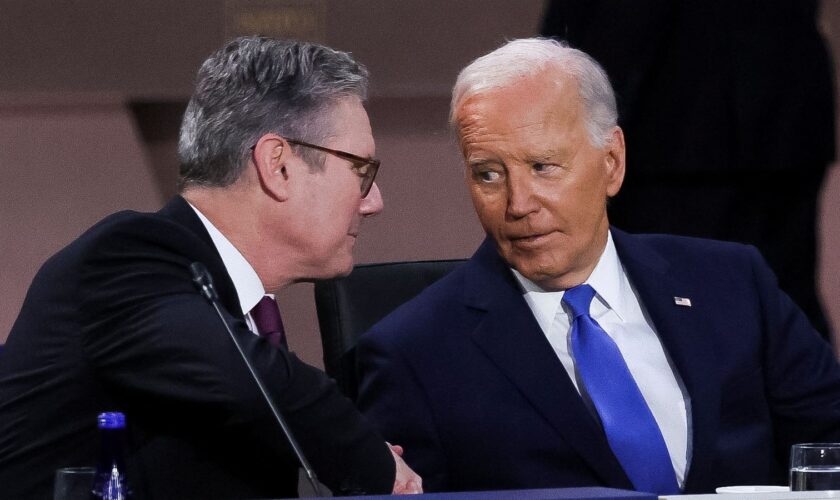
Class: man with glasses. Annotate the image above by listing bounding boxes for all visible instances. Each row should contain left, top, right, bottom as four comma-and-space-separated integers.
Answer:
0, 36, 420, 498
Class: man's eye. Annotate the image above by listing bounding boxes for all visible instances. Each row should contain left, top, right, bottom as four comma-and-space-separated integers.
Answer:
533, 162, 555, 173
477, 170, 501, 182
355, 164, 370, 176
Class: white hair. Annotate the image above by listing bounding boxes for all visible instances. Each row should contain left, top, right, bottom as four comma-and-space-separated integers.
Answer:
450, 38, 617, 147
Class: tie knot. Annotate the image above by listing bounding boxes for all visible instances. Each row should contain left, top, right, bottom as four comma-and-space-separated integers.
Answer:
251, 295, 282, 335
562, 284, 596, 319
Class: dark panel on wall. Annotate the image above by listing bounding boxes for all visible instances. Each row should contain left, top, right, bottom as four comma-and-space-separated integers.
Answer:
129, 101, 187, 199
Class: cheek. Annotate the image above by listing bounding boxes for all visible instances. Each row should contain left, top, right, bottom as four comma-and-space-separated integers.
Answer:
307, 194, 353, 244
326, 204, 354, 235
330, 184, 360, 214
470, 189, 505, 229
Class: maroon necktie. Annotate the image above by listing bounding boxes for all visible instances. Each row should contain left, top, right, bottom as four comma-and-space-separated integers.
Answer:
250, 296, 288, 349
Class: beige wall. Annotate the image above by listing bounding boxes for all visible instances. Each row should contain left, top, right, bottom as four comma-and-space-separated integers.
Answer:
1, 0, 839, 366
818, 0, 840, 356
0, 95, 164, 339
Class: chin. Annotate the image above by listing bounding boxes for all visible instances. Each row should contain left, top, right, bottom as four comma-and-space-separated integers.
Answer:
512, 258, 567, 287
321, 254, 355, 279
333, 263, 354, 278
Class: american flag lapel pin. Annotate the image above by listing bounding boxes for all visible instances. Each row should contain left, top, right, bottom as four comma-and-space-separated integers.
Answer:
674, 297, 692, 307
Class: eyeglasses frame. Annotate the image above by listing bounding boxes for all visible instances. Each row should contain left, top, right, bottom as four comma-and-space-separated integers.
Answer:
251, 137, 379, 198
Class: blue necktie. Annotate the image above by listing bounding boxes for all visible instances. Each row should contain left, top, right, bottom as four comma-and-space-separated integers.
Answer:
564, 284, 679, 494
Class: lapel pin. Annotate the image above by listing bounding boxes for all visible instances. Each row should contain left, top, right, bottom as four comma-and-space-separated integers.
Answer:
674, 297, 692, 307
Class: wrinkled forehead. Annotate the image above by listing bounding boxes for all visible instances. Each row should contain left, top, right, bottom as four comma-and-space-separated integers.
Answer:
454, 70, 584, 141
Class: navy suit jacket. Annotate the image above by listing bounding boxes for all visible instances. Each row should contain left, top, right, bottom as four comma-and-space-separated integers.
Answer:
0, 197, 394, 499
356, 229, 840, 493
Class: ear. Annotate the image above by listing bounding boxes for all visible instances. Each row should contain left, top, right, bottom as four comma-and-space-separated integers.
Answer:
252, 134, 293, 201
604, 126, 626, 198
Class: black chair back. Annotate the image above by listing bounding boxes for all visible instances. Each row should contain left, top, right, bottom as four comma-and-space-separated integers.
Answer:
314, 259, 465, 399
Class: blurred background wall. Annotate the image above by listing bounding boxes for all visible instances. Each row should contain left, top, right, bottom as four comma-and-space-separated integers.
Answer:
1, 0, 839, 365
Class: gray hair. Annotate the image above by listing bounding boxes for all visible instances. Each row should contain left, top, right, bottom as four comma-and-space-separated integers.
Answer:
450, 38, 617, 147
178, 36, 369, 190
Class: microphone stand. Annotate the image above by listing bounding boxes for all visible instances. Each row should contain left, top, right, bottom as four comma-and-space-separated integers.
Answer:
190, 262, 322, 497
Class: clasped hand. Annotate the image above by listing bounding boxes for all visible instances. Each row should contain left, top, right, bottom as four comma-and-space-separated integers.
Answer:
389, 443, 423, 494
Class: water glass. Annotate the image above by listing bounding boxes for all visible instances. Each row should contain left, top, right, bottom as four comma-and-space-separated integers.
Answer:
53, 467, 95, 500
790, 443, 840, 491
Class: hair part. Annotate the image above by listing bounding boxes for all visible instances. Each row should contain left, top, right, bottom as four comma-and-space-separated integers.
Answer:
178, 36, 369, 190
450, 37, 617, 147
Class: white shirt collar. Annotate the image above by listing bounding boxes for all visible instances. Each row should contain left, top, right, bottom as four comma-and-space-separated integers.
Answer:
188, 202, 267, 316
512, 230, 627, 323
586, 230, 627, 321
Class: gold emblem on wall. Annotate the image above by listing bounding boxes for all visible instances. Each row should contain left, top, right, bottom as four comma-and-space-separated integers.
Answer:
225, 0, 327, 43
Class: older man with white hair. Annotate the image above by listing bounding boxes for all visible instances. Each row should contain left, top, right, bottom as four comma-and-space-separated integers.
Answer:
356, 38, 840, 495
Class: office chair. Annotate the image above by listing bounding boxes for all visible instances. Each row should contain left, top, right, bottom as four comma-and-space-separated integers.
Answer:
314, 259, 465, 399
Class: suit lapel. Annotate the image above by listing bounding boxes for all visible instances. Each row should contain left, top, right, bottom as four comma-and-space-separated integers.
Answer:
462, 239, 632, 488
612, 229, 722, 491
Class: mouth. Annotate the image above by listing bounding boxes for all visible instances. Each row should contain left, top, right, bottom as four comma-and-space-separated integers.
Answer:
508, 231, 554, 247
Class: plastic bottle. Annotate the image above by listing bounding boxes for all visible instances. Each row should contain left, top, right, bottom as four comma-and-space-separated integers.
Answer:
90, 412, 132, 500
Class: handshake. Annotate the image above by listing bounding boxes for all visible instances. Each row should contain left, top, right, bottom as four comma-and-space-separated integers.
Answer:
390, 443, 423, 495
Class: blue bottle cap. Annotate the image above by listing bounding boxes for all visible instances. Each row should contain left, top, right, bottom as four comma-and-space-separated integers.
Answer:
97, 412, 126, 429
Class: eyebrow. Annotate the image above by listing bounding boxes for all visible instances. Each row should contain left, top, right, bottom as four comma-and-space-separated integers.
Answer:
467, 158, 502, 169
525, 148, 564, 163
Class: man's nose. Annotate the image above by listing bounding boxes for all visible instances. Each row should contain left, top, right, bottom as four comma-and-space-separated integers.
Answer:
506, 171, 539, 218
360, 182, 384, 217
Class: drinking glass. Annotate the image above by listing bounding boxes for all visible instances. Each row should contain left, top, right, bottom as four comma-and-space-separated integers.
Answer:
53, 467, 95, 500
790, 443, 840, 491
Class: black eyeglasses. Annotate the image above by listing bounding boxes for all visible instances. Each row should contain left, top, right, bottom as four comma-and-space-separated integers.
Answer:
287, 139, 380, 198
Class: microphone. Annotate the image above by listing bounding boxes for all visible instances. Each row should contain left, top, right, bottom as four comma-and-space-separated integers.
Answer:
189, 262, 322, 497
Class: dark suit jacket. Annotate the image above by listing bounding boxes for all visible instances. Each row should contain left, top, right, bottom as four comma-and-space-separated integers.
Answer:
0, 197, 394, 499
541, 0, 835, 175
356, 230, 840, 493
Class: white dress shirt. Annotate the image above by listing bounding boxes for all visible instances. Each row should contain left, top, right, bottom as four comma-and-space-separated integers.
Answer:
189, 203, 269, 334
512, 231, 690, 487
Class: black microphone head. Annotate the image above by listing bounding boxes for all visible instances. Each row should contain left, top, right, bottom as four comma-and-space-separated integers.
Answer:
190, 262, 219, 302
